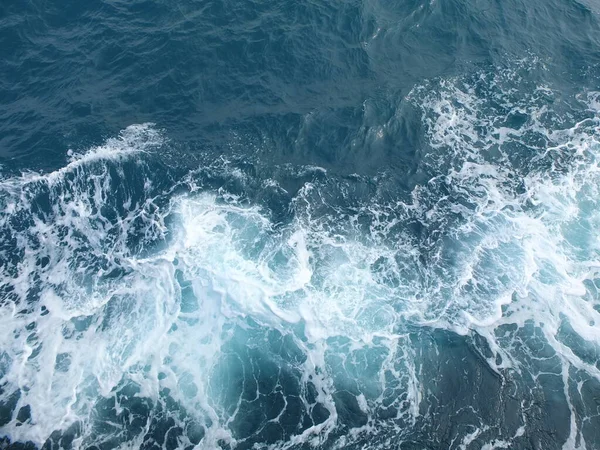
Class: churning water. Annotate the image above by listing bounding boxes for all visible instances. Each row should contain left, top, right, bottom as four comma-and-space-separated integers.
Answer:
1, 1, 600, 449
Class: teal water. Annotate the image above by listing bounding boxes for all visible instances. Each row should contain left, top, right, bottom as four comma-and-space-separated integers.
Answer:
1, 1, 600, 449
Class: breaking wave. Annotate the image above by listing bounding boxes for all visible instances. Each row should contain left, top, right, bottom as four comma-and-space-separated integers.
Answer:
1, 66, 600, 449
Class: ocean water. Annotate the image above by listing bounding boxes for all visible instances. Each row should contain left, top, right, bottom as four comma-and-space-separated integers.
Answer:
1, 0, 600, 449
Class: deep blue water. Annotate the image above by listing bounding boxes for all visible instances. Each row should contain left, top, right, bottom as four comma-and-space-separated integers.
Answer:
2, 0, 600, 449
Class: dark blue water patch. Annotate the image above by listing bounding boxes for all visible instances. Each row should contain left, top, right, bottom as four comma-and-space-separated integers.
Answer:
326, 327, 575, 450
568, 367, 600, 446
2, 0, 600, 171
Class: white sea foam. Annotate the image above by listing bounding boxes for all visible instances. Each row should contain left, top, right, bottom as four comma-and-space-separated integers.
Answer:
1, 70, 600, 449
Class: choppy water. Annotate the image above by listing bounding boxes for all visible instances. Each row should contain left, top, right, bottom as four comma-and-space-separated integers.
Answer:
2, 1, 600, 449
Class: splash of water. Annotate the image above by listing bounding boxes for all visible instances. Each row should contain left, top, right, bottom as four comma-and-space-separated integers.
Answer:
1, 67, 600, 449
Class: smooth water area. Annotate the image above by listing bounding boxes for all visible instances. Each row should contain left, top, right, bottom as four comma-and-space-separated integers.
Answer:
1, 0, 600, 449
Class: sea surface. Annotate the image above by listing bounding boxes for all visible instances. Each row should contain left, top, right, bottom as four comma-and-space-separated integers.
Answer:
1, 0, 600, 449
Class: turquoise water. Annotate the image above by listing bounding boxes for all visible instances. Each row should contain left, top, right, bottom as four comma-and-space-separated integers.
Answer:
1, 1, 600, 449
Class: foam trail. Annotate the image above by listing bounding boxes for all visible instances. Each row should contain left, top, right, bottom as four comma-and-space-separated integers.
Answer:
1, 68, 600, 449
